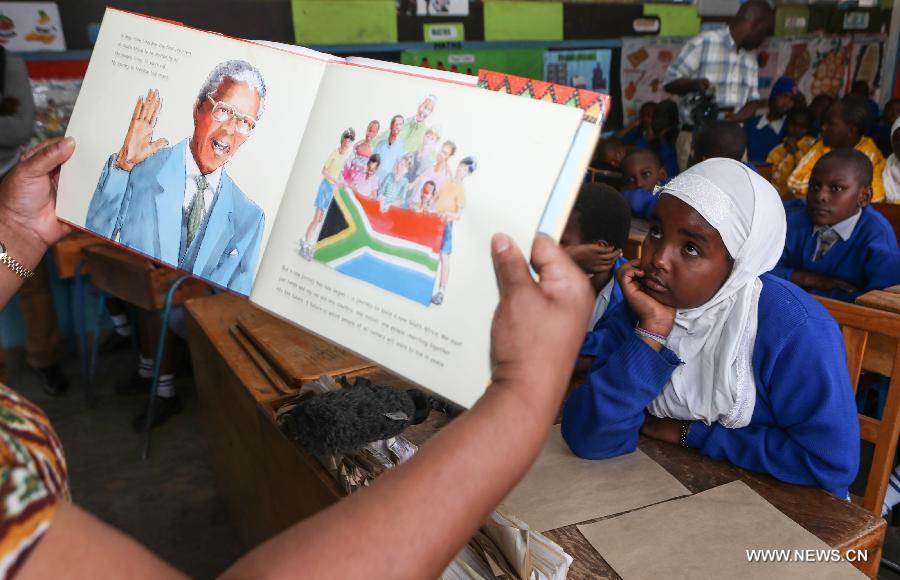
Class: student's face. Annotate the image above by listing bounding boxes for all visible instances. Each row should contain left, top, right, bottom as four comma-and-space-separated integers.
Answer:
422, 183, 435, 199
741, 15, 773, 51
603, 144, 626, 168
366, 160, 379, 176
416, 98, 435, 122
786, 117, 810, 140
622, 155, 666, 191
806, 160, 871, 226
191, 78, 260, 174
822, 105, 859, 149
884, 102, 900, 126
424, 131, 437, 146
390, 117, 404, 136
340, 137, 352, 151
366, 122, 380, 141
771, 92, 794, 117
455, 164, 469, 180
810, 98, 833, 121
396, 159, 409, 176
639, 195, 733, 309
640, 105, 656, 130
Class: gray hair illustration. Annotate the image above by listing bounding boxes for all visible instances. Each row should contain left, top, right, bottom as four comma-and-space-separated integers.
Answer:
197, 60, 267, 119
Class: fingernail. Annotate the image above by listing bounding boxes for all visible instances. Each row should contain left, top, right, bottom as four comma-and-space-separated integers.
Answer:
62, 136, 75, 149
492, 234, 509, 255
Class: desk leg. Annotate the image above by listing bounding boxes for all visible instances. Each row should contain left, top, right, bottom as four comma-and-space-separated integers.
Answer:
142, 275, 191, 461
73, 259, 90, 404
86, 292, 106, 407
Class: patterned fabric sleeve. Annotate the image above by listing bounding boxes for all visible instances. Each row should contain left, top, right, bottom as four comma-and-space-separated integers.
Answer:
0, 385, 68, 579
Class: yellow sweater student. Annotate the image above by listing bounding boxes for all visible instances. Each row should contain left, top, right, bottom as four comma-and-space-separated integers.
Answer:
767, 109, 816, 196
786, 96, 886, 201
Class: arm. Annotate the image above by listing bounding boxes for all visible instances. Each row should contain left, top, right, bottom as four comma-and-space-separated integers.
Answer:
562, 260, 680, 459
861, 231, 900, 293
85, 154, 132, 238
727, 100, 767, 124
685, 318, 859, 492
0, 54, 35, 148
222, 235, 594, 579
563, 331, 681, 459
87, 90, 168, 237
663, 78, 708, 96
663, 38, 704, 95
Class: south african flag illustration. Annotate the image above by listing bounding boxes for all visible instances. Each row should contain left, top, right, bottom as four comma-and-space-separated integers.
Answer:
314, 186, 445, 306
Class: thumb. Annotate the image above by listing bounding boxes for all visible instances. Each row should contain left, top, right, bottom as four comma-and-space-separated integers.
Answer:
491, 233, 532, 295
150, 138, 169, 156
19, 137, 75, 178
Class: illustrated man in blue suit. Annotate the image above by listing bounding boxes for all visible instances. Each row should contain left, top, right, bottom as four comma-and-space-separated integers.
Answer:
86, 60, 266, 295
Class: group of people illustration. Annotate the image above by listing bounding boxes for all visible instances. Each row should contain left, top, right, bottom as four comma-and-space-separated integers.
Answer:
300, 95, 477, 305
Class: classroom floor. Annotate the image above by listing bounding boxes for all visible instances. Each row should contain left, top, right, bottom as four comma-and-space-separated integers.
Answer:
4, 343, 244, 578
5, 340, 900, 579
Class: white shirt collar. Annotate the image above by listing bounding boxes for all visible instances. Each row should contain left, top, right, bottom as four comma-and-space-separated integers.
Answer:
588, 275, 617, 331
183, 144, 223, 213
755, 115, 785, 134
812, 209, 862, 242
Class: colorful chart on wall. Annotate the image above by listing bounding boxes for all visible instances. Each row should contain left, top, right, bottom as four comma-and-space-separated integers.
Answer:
776, 35, 852, 99
400, 48, 545, 80
0, 2, 65, 51
849, 34, 887, 104
619, 37, 684, 126
543, 49, 611, 94
756, 40, 780, 100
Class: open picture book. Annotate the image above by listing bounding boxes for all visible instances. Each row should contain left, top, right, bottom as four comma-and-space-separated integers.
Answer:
57, 8, 608, 408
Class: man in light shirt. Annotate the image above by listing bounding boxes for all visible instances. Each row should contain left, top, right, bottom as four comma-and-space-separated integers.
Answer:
86, 60, 266, 295
663, 0, 773, 171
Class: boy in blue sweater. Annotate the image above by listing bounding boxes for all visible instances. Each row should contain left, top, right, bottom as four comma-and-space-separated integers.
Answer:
620, 149, 667, 220
560, 184, 631, 330
562, 159, 859, 497
772, 149, 900, 302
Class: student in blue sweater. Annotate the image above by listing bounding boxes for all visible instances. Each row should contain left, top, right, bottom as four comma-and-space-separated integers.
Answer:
561, 184, 631, 330
772, 149, 900, 302
562, 158, 860, 498
620, 149, 667, 220
744, 77, 796, 166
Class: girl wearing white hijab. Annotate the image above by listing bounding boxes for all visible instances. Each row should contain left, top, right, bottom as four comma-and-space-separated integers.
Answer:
883, 117, 900, 203
562, 158, 860, 497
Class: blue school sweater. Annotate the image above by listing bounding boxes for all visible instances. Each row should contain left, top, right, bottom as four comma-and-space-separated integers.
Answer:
622, 188, 659, 220
562, 273, 860, 497
654, 143, 679, 178
745, 115, 785, 165
771, 203, 900, 302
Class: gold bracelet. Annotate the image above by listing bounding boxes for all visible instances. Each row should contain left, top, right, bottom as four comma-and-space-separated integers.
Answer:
0, 240, 35, 280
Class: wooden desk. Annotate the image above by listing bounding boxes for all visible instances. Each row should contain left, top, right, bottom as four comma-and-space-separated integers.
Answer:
51, 232, 104, 279
624, 218, 648, 261
81, 244, 210, 310
185, 293, 884, 578
854, 287, 900, 376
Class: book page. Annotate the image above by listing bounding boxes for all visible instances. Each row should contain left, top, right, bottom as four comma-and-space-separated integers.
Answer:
252, 62, 585, 408
56, 8, 328, 296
